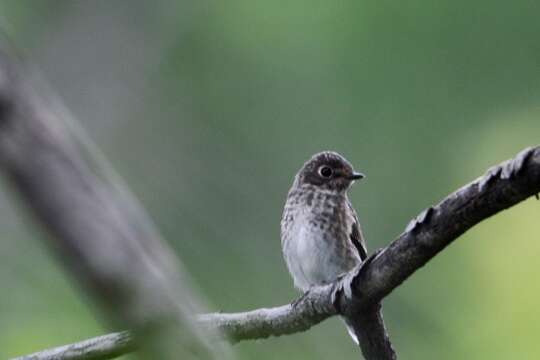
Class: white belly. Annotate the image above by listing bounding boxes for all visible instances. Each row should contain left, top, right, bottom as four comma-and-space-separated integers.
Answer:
285, 216, 355, 291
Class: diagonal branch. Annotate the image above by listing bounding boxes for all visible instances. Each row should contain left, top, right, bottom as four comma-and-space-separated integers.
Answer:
11, 332, 133, 360
0, 47, 231, 359
11, 146, 540, 360
349, 145, 540, 307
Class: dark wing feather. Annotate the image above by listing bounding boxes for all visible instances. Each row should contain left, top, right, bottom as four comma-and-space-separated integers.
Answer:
347, 200, 367, 261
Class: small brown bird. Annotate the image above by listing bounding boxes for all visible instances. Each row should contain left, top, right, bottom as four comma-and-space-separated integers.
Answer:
281, 151, 366, 343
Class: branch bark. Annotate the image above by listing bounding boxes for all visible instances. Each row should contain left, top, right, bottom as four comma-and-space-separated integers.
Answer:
11, 146, 540, 360
347, 303, 395, 360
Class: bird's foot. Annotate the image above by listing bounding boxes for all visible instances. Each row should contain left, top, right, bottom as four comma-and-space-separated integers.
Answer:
292, 290, 311, 308
331, 248, 384, 311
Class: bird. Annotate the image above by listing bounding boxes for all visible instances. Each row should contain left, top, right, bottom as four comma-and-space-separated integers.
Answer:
281, 151, 366, 344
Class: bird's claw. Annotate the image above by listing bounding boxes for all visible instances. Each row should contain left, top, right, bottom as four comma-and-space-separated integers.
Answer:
331, 248, 384, 310
292, 290, 310, 308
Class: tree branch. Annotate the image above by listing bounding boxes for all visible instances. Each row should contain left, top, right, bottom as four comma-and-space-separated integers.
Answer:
11, 332, 133, 360
347, 303, 395, 360
11, 146, 540, 359
349, 145, 540, 307
0, 48, 231, 359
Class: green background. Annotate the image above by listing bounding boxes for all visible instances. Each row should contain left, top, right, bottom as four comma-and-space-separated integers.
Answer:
1, 1, 539, 359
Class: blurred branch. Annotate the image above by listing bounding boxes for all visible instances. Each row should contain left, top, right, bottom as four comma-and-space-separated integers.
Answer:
11, 146, 540, 360
11, 332, 133, 360
0, 48, 231, 359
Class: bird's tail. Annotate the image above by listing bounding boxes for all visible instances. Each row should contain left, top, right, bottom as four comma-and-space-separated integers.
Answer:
342, 317, 359, 345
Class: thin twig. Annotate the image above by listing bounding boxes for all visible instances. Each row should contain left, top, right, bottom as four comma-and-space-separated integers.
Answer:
12, 332, 133, 360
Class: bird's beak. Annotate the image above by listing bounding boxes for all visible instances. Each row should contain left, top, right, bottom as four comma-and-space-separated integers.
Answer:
348, 171, 365, 180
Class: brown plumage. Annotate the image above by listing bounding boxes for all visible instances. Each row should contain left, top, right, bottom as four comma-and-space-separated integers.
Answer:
280, 151, 366, 343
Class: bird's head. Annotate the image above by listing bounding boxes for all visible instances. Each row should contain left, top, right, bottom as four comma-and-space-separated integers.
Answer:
295, 151, 364, 193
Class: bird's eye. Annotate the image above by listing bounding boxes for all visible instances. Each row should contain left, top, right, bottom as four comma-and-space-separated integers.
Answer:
318, 166, 333, 178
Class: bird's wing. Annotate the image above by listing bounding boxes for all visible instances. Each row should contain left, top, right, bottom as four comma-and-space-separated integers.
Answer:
347, 200, 368, 261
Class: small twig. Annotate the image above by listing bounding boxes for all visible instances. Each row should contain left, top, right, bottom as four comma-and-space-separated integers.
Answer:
12, 332, 133, 360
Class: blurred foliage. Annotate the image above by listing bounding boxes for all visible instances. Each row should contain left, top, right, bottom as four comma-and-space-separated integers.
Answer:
0, 0, 539, 359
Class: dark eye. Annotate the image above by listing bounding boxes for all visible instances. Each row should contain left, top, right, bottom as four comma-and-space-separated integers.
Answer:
318, 166, 333, 178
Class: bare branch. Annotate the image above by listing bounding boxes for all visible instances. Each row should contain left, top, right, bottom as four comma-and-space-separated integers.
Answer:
11, 146, 540, 360
11, 332, 133, 360
199, 284, 337, 342
349, 146, 540, 307
0, 48, 231, 359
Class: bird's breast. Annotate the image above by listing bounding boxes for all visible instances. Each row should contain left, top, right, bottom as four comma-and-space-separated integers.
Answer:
281, 193, 359, 291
